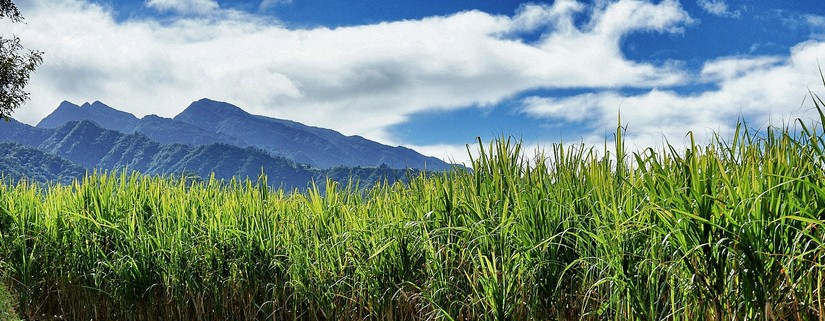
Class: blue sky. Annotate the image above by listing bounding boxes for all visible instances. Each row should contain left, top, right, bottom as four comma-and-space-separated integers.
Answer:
7, 0, 825, 164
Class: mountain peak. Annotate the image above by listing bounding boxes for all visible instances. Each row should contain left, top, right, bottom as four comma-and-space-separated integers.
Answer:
88, 101, 109, 108
37, 100, 139, 133
173, 98, 249, 132
57, 101, 80, 110
191, 98, 248, 115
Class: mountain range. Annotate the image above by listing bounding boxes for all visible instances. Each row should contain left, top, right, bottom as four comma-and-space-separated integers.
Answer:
35, 99, 450, 170
0, 99, 453, 189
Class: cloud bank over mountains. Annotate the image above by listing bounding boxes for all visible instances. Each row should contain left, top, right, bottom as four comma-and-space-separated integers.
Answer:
7, 0, 825, 164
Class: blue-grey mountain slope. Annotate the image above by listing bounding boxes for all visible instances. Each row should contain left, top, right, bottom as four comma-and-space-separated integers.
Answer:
0, 118, 50, 146
39, 120, 125, 168
131, 114, 242, 146
174, 98, 452, 170
36, 99, 452, 170
37, 101, 139, 133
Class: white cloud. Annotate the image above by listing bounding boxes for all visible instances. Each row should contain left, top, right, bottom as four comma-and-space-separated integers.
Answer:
146, 0, 219, 15
406, 143, 479, 169
590, 0, 693, 36
508, 1, 582, 35
808, 15, 825, 28
697, 0, 727, 15
523, 41, 825, 150
697, 0, 740, 18
700, 56, 782, 82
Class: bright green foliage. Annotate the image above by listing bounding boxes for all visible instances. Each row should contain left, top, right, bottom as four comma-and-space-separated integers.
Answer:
0, 105, 824, 320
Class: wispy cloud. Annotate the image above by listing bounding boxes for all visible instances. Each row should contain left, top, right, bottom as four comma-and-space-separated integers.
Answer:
260, 0, 293, 10
806, 14, 825, 40
808, 15, 825, 28
697, 0, 740, 18
145, 0, 219, 15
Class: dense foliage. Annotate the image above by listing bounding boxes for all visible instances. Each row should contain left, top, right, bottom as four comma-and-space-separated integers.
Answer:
0, 142, 84, 185
0, 107, 824, 320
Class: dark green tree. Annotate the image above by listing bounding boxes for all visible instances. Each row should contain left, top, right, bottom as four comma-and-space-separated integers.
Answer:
1, 0, 42, 121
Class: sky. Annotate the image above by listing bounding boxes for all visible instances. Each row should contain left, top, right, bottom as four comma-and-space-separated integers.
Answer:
5, 0, 825, 166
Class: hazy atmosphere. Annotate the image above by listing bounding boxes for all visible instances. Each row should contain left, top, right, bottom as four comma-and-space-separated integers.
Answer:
6, 0, 825, 164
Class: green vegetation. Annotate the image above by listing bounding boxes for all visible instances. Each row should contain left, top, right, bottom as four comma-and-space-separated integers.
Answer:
0, 142, 85, 185
0, 102, 824, 320
0, 282, 20, 321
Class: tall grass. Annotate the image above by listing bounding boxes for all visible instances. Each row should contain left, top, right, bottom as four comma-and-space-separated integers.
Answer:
0, 103, 824, 320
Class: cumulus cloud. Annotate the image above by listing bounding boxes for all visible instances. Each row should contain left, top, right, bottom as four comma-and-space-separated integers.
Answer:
10, 0, 694, 151
522, 41, 825, 150
146, 0, 219, 15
